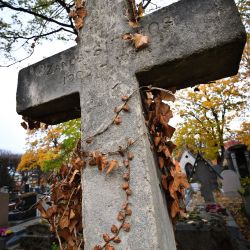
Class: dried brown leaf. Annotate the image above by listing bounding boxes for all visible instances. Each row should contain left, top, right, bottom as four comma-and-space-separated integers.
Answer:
161, 174, 168, 190
122, 103, 130, 112
105, 244, 115, 250
113, 236, 121, 243
159, 90, 175, 102
137, 2, 144, 17
69, 209, 76, 220
126, 188, 132, 196
114, 116, 122, 125
121, 95, 129, 101
117, 211, 125, 221
46, 205, 57, 218
69, 169, 80, 184
103, 233, 110, 242
114, 105, 123, 113
100, 156, 108, 172
123, 173, 130, 181
21, 122, 28, 130
122, 182, 129, 190
125, 207, 132, 216
111, 224, 118, 234
123, 159, 129, 167
128, 21, 140, 28
74, 17, 84, 30
146, 91, 153, 99
132, 33, 149, 49
69, 219, 78, 233
60, 215, 70, 229
60, 164, 68, 178
69, 10, 77, 18
154, 136, 161, 147
122, 222, 131, 232
77, 7, 87, 19
127, 152, 134, 160
163, 124, 176, 138
122, 33, 133, 41
36, 202, 48, 219
158, 157, 164, 169
106, 160, 118, 175
127, 138, 134, 145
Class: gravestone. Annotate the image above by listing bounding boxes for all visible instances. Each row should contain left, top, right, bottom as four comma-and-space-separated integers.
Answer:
0, 192, 9, 227
221, 170, 241, 196
190, 155, 221, 203
16, 0, 246, 249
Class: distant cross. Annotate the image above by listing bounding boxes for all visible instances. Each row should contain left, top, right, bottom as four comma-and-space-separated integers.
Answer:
17, 0, 246, 248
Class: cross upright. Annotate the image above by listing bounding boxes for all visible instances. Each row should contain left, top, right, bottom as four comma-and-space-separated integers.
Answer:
17, 0, 246, 249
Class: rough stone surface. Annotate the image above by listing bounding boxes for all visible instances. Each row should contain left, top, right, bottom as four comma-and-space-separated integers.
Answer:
16, 0, 246, 249
16, 0, 246, 124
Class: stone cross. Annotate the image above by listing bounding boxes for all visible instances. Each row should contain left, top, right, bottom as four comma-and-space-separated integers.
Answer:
17, 0, 246, 249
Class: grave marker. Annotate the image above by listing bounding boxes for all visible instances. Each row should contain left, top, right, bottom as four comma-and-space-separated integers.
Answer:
221, 170, 241, 196
16, 0, 246, 248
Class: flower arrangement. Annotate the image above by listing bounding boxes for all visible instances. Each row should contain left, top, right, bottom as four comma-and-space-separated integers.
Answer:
0, 228, 13, 237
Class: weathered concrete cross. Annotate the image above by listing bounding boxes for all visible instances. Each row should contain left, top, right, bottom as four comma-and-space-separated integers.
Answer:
17, 0, 246, 249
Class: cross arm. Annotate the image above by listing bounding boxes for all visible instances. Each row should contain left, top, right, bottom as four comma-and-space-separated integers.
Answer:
135, 0, 246, 89
16, 46, 81, 124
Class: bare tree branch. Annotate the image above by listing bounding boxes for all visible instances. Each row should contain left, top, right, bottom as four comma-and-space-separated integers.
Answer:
0, 0, 73, 29
0, 48, 34, 67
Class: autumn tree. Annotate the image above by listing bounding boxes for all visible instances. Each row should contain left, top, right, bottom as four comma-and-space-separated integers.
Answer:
174, 76, 249, 164
232, 121, 250, 148
0, 149, 21, 189
17, 119, 81, 172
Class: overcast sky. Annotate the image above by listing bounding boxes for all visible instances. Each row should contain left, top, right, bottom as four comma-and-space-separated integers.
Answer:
0, 0, 179, 154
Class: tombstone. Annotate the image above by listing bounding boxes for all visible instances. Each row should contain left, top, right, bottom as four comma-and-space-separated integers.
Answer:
20, 224, 53, 250
221, 170, 241, 196
16, 0, 246, 249
0, 192, 9, 227
9, 192, 37, 221
190, 154, 221, 203
225, 144, 250, 178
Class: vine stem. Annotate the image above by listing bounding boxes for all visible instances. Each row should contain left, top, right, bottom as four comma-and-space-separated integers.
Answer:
83, 85, 154, 143
54, 216, 64, 250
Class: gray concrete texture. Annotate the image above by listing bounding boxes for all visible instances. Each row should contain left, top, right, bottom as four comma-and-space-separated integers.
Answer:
16, 0, 246, 249
16, 0, 246, 124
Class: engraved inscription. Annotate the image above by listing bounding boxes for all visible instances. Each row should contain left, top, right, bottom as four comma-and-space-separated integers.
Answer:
162, 17, 174, 29
148, 22, 160, 35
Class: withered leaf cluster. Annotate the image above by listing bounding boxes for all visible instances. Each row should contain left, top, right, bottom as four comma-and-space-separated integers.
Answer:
69, 0, 87, 31
21, 116, 47, 130
122, 33, 149, 50
36, 143, 85, 250
142, 88, 189, 221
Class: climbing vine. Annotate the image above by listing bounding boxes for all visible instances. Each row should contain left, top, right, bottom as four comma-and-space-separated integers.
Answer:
141, 88, 190, 221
